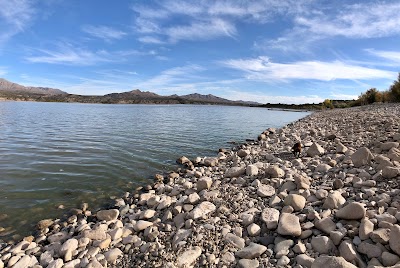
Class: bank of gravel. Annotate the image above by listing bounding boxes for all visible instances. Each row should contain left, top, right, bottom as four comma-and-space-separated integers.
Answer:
1, 103, 400, 268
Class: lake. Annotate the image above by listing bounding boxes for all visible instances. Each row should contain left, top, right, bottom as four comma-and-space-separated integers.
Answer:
0, 101, 309, 241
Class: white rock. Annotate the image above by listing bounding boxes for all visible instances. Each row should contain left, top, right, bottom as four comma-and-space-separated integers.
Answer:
12, 256, 32, 268
277, 213, 301, 237
60, 238, 78, 256
176, 246, 202, 267
224, 233, 245, 249
133, 220, 153, 232
247, 223, 261, 236
189, 201, 216, 219
47, 259, 64, 268
104, 248, 123, 263
307, 143, 325, 157
283, 194, 306, 211
235, 242, 267, 259
257, 184, 275, 197
246, 165, 259, 176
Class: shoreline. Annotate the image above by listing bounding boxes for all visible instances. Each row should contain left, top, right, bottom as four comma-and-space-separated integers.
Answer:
1, 103, 400, 268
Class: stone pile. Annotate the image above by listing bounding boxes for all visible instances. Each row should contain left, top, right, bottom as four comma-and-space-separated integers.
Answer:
1, 103, 400, 268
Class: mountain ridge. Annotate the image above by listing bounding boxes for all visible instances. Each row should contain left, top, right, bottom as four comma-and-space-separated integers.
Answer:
0, 78, 259, 106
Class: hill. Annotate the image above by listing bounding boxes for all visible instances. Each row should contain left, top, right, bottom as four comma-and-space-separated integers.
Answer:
0, 78, 67, 95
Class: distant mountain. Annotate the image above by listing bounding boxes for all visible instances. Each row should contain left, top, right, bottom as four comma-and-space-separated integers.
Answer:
0, 78, 67, 95
0, 78, 260, 106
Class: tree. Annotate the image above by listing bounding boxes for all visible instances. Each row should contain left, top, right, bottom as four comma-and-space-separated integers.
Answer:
389, 73, 400, 102
322, 99, 334, 109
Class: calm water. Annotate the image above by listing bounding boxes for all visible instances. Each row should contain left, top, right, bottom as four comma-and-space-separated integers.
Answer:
0, 101, 309, 240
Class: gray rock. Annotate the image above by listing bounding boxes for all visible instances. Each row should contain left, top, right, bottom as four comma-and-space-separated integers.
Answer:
357, 241, 382, 258
157, 196, 172, 210
225, 166, 246, 178
261, 208, 280, 229
277, 213, 301, 237
96, 209, 119, 221
381, 142, 399, 151
60, 238, 78, 257
225, 233, 245, 249
82, 229, 107, 240
47, 259, 64, 268
173, 229, 192, 247
12, 256, 32, 268
247, 223, 261, 236
311, 256, 357, 268
338, 240, 360, 263
235, 242, 267, 259
296, 254, 315, 268
359, 218, 374, 240
336, 202, 365, 220
389, 224, 400, 255
294, 174, 311, 189
370, 228, 390, 244
315, 164, 332, 173
382, 166, 400, 179
382, 251, 400, 267
351, 147, 373, 167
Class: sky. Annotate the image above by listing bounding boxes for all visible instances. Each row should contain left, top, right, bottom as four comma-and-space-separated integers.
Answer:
0, 0, 400, 104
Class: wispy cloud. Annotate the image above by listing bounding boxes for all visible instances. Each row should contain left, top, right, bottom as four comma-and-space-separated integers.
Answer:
366, 49, 400, 64
132, 0, 312, 44
0, 66, 7, 76
262, 2, 400, 53
0, 0, 35, 45
222, 56, 396, 81
24, 42, 156, 65
82, 25, 127, 42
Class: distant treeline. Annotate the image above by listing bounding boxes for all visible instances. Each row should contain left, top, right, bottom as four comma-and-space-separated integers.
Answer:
321, 72, 400, 109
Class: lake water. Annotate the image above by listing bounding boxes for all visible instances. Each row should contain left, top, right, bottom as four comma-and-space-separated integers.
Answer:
0, 101, 309, 241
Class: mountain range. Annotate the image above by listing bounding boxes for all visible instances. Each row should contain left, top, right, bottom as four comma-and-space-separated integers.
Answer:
0, 78, 258, 106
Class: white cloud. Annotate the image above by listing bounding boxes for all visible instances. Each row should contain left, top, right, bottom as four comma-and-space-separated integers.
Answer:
138, 36, 165, 44
24, 43, 154, 65
166, 18, 237, 43
132, 0, 312, 44
0, 0, 35, 45
366, 49, 400, 64
222, 56, 396, 81
82, 25, 127, 41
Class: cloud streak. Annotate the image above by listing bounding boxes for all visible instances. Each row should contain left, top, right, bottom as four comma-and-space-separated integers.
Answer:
0, 0, 35, 45
222, 56, 396, 81
82, 25, 127, 41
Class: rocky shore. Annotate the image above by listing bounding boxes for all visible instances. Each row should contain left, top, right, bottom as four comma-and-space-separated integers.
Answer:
1, 103, 400, 268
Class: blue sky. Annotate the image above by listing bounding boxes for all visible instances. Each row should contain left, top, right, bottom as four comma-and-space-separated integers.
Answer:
1, 0, 400, 104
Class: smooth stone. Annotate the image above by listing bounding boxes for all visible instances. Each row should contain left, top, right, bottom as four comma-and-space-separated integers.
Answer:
283, 194, 306, 211
336, 202, 365, 220
82, 229, 107, 240
247, 223, 261, 236
307, 143, 325, 157
12, 256, 32, 268
47, 259, 64, 268
382, 166, 400, 179
96, 209, 119, 221
359, 218, 374, 240
197, 177, 212, 191
60, 238, 78, 256
382, 251, 400, 267
315, 217, 336, 234
357, 241, 382, 258
277, 213, 301, 237
296, 254, 315, 268
133, 220, 153, 232
246, 165, 259, 176
235, 243, 267, 259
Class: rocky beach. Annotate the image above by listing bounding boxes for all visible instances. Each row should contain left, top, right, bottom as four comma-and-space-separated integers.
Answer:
1, 103, 400, 268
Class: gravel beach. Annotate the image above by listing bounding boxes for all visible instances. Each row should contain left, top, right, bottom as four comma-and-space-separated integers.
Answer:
1, 103, 400, 268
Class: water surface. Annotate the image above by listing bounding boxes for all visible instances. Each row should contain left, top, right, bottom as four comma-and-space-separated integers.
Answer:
0, 102, 309, 240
